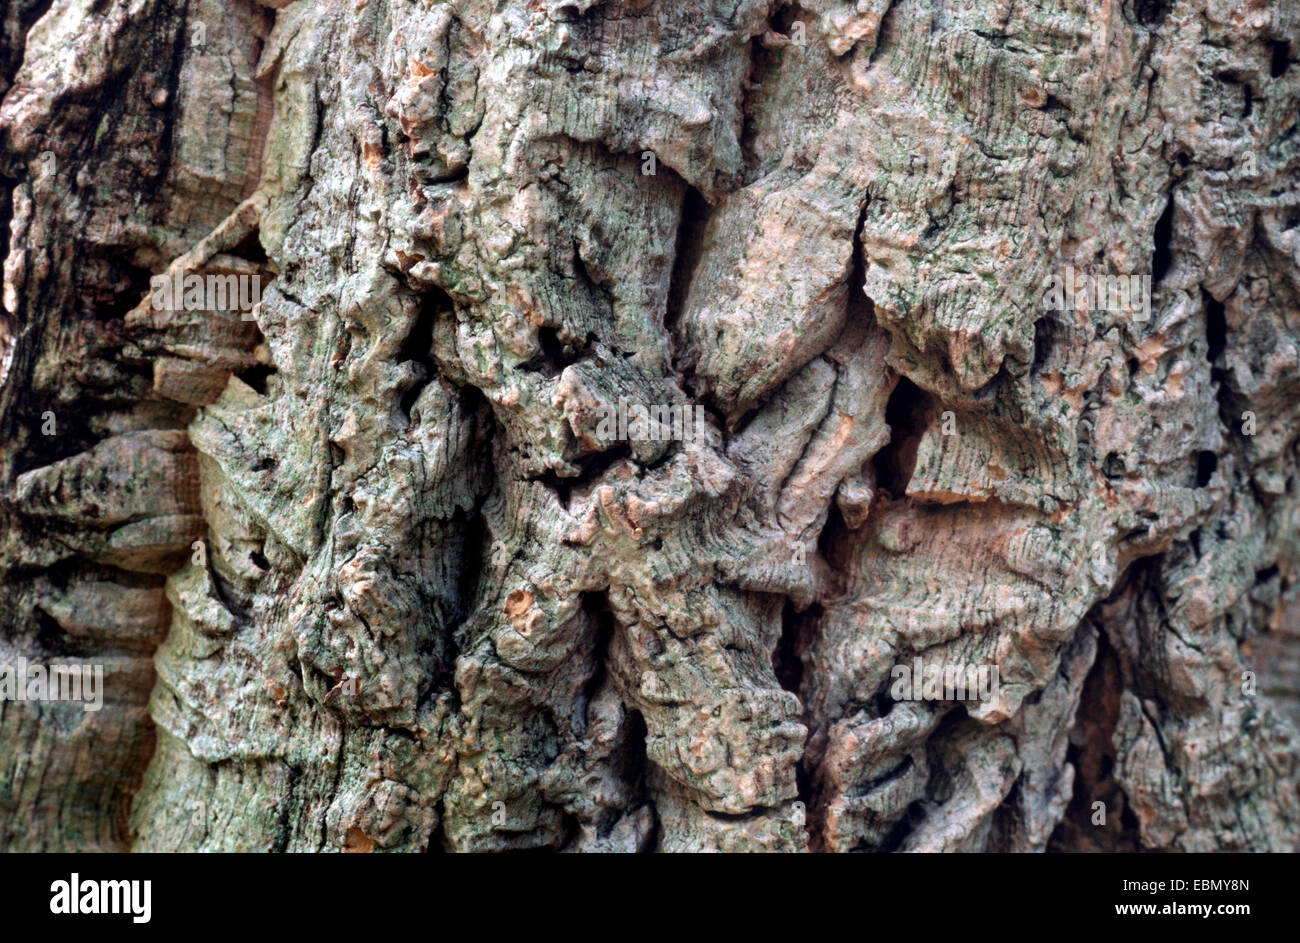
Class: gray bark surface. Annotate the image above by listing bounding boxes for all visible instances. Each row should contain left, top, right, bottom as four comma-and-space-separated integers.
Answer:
0, 0, 1298, 852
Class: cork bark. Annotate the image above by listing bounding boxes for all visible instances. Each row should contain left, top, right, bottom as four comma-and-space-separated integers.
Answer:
1, 0, 1298, 852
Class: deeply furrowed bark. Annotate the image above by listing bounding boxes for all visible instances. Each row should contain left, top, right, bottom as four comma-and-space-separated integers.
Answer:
0, 0, 1297, 852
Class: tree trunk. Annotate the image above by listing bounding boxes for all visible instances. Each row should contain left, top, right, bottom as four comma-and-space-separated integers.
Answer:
1, 0, 1298, 853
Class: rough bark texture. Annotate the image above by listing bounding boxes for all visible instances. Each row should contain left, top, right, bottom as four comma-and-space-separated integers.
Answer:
1, 0, 1298, 852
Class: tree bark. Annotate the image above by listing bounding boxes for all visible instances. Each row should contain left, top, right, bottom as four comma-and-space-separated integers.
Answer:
1, 0, 1298, 852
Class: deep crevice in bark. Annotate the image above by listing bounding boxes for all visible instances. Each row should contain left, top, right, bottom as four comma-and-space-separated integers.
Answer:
1048, 629, 1143, 852
1151, 190, 1176, 288
872, 376, 930, 500
664, 183, 711, 379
